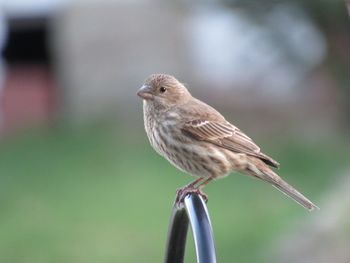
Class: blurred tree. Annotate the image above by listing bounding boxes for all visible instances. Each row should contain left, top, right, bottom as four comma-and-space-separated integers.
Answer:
221, 0, 350, 127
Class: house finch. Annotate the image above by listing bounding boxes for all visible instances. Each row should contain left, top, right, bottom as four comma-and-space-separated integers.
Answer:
137, 74, 318, 211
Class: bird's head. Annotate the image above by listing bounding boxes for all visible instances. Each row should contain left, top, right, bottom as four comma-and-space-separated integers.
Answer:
137, 74, 192, 110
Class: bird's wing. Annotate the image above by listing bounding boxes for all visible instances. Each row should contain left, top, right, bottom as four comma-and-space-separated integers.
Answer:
182, 119, 280, 168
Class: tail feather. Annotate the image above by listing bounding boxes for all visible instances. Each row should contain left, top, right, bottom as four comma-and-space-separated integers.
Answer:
244, 156, 319, 211
270, 178, 319, 211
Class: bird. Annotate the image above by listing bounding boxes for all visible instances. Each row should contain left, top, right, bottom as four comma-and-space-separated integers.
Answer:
137, 73, 318, 211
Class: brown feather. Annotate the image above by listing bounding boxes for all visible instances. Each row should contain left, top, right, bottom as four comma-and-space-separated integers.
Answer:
182, 119, 280, 168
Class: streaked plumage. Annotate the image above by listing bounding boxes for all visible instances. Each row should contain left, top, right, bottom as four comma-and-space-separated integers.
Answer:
137, 73, 318, 211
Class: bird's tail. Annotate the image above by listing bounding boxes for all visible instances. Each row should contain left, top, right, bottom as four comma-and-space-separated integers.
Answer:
262, 170, 319, 211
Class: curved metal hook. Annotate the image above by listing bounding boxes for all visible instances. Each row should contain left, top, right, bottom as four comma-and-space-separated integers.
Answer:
164, 194, 217, 263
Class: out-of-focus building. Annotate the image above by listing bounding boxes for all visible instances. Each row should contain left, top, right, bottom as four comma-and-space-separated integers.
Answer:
1, 2, 57, 133
53, 1, 192, 122
1, 0, 347, 136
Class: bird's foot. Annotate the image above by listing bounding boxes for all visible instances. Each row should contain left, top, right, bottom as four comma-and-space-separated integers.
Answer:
175, 186, 208, 206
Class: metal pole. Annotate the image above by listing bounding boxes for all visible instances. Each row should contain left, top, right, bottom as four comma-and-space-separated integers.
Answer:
164, 193, 217, 263
164, 202, 189, 263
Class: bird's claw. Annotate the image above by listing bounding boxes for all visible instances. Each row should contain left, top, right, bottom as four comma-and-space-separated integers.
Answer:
175, 187, 208, 206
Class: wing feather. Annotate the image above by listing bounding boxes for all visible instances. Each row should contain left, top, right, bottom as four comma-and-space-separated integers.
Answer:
183, 119, 280, 168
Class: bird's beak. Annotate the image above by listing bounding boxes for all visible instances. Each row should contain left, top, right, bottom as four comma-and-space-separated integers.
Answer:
137, 85, 153, 100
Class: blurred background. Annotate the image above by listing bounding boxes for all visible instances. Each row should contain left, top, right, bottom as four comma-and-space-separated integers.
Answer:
0, 0, 349, 262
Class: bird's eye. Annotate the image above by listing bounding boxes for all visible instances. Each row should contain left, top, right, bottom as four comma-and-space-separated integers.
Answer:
159, 87, 167, 93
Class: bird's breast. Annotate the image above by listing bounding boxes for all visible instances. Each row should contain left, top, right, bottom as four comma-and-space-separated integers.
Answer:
142, 104, 232, 178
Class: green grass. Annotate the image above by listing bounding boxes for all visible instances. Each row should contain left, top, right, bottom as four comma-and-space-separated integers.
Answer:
0, 125, 348, 263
